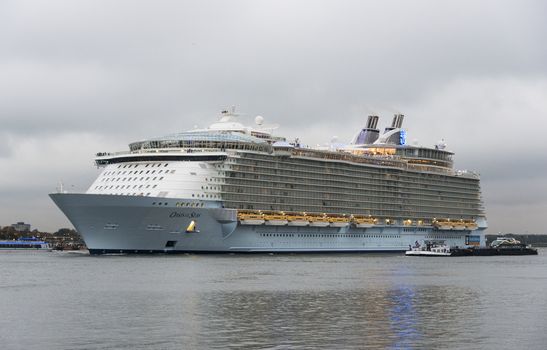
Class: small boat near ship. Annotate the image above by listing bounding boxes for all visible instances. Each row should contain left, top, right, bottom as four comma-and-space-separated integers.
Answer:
407, 237, 538, 257
0, 237, 51, 251
405, 240, 452, 256
451, 237, 538, 256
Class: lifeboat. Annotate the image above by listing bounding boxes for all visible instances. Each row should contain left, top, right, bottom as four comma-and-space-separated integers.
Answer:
433, 220, 453, 230
237, 212, 265, 225
465, 221, 478, 230
264, 213, 288, 226
453, 221, 466, 230
329, 216, 350, 228
352, 216, 376, 228
287, 214, 310, 226
308, 215, 330, 227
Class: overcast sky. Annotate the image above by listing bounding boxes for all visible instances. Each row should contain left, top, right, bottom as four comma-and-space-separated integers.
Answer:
1, 0, 546, 233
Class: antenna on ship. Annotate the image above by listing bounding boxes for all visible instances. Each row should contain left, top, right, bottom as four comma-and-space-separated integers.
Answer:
254, 114, 279, 132
435, 139, 447, 150
56, 181, 66, 194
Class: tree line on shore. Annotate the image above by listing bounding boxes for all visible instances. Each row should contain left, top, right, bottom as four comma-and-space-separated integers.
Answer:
0, 226, 86, 250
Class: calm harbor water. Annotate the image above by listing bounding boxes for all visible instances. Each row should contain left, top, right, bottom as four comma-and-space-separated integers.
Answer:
1, 250, 546, 350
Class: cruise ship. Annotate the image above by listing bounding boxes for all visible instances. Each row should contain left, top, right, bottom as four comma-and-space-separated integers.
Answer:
50, 109, 487, 254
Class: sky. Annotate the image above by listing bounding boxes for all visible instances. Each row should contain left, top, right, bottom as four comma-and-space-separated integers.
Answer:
1, 0, 546, 233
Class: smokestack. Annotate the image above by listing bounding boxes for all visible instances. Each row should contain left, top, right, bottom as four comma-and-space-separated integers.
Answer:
366, 115, 379, 130
392, 114, 404, 129
385, 113, 404, 133
353, 115, 380, 145
379, 113, 406, 145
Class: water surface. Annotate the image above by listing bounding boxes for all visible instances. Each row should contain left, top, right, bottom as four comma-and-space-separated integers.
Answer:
1, 251, 546, 349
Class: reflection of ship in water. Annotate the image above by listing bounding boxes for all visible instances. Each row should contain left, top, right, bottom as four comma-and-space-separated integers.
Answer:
192, 286, 479, 349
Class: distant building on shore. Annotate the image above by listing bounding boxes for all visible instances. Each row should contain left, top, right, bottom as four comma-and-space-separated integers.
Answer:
12, 222, 31, 232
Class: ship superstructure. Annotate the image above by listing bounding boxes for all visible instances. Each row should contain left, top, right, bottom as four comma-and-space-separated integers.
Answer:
51, 109, 486, 254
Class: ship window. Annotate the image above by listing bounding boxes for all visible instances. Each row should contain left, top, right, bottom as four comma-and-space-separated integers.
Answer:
164, 163, 169, 167
159, 170, 163, 174
153, 185, 157, 188
145, 164, 149, 167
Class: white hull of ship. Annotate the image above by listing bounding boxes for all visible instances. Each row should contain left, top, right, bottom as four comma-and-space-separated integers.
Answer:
50, 193, 488, 255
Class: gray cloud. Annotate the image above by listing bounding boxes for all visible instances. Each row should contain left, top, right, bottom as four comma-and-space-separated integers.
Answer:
0, 0, 546, 232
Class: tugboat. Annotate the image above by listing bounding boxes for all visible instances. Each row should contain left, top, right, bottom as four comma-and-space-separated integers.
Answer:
451, 237, 538, 256
405, 240, 452, 257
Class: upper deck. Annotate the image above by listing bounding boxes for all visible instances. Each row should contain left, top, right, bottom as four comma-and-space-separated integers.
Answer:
93, 110, 479, 179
